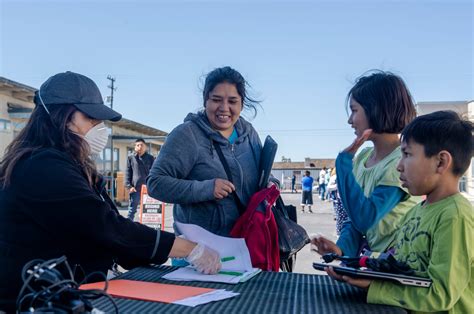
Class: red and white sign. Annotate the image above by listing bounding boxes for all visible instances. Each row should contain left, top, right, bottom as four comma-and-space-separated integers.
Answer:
139, 185, 165, 230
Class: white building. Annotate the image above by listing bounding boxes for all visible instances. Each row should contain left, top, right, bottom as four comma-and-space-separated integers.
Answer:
416, 101, 474, 197
0, 77, 36, 155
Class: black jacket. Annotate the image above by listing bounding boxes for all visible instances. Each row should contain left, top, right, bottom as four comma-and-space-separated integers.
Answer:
0, 148, 174, 311
126, 152, 155, 190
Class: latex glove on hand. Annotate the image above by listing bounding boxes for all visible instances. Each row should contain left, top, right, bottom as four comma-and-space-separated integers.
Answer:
186, 243, 221, 274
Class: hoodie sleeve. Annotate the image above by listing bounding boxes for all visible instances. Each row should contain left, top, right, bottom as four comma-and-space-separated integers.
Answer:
336, 151, 406, 233
147, 123, 216, 204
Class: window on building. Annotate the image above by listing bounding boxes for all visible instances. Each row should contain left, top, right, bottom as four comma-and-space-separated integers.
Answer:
0, 119, 12, 132
95, 147, 120, 174
8, 103, 31, 136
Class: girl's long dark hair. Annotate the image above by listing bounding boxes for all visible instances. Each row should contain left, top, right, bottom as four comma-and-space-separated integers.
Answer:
0, 104, 98, 188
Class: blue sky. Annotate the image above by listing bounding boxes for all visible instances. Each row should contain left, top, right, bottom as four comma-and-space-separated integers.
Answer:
1, 0, 472, 160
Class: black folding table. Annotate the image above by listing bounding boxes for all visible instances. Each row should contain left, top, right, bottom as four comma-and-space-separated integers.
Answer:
91, 265, 407, 313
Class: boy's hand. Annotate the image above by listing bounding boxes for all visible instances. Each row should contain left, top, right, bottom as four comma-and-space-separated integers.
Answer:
326, 266, 372, 289
310, 235, 342, 256
343, 129, 373, 155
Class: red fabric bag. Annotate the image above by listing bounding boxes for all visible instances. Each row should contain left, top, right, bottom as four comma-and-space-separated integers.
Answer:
230, 185, 280, 271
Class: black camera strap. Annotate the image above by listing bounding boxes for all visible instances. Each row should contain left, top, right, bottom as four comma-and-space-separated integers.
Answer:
212, 141, 246, 215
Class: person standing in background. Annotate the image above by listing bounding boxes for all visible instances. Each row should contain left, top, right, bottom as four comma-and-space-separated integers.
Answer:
324, 168, 331, 201
318, 167, 327, 200
126, 139, 155, 221
291, 174, 297, 193
327, 167, 348, 235
301, 170, 314, 213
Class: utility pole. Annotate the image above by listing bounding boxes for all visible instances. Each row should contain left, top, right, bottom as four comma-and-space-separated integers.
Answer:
107, 75, 116, 202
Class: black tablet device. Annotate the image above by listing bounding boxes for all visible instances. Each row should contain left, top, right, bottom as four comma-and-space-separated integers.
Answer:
313, 262, 432, 288
258, 135, 278, 190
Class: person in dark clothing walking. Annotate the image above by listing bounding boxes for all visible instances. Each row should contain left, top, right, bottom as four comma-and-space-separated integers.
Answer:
126, 138, 155, 220
291, 174, 297, 193
0, 72, 221, 312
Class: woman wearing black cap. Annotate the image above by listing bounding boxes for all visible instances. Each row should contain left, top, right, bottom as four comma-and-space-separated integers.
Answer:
0, 71, 221, 311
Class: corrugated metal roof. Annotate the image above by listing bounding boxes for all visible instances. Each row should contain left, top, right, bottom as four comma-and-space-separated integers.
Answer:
0, 76, 37, 93
273, 162, 306, 169
108, 117, 168, 136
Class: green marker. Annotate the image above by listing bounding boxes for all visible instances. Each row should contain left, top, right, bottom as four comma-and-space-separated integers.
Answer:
218, 271, 243, 276
221, 256, 236, 262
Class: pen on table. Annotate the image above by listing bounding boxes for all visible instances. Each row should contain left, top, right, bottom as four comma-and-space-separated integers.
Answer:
219, 257, 242, 276
218, 271, 244, 276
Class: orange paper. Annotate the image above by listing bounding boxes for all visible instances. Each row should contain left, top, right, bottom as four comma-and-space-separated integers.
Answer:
80, 279, 215, 303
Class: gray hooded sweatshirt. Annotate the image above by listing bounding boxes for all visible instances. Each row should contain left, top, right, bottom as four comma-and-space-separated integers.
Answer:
147, 112, 261, 236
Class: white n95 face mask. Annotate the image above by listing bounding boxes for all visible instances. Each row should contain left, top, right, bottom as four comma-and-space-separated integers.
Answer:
84, 122, 109, 155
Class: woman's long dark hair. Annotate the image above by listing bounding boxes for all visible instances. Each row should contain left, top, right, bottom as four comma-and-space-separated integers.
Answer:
202, 66, 261, 118
0, 104, 98, 188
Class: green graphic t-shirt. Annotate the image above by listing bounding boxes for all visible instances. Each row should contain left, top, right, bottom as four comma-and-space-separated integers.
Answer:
367, 193, 473, 313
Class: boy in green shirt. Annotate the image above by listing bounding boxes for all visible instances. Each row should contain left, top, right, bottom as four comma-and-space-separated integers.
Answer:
326, 110, 473, 313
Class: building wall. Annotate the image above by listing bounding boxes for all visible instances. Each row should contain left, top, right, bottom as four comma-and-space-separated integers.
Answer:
0, 94, 14, 156
417, 101, 474, 196
0, 93, 34, 157
272, 168, 325, 190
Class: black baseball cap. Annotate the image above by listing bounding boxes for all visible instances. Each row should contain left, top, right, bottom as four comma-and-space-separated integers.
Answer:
35, 71, 122, 122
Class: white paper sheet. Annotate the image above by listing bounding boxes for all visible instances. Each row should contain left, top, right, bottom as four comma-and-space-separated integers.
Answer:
173, 289, 239, 307
163, 222, 262, 284
174, 222, 253, 272
163, 266, 262, 284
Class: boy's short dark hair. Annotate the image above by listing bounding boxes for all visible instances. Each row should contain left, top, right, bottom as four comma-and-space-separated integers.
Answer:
305, 170, 311, 176
135, 138, 146, 144
347, 70, 416, 133
401, 110, 474, 176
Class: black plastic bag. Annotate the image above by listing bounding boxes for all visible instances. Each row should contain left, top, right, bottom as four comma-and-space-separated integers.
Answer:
272, 196, 310, 271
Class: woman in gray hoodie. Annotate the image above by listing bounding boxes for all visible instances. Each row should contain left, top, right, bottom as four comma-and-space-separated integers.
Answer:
147, 66, 261, 236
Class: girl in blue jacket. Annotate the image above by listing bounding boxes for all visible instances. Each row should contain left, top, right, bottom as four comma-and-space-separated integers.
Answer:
313, 70, 420, 257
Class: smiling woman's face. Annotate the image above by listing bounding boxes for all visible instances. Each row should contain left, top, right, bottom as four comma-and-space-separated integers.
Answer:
205, 82, 242, 138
